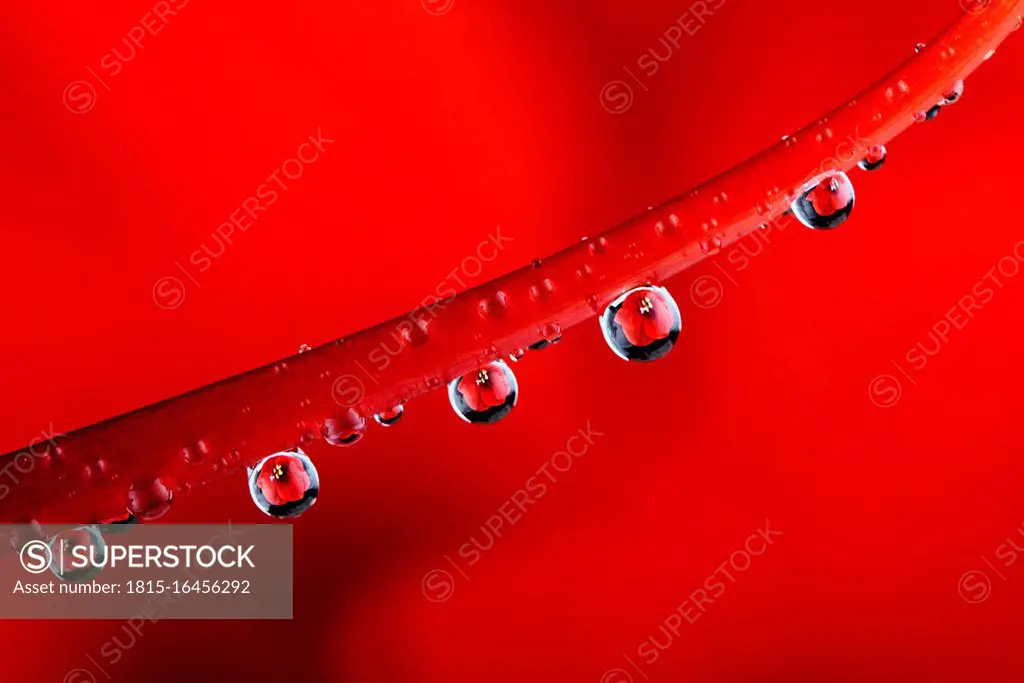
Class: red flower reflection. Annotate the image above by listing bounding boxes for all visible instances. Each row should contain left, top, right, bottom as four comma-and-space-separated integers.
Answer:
808, 175, 853, 218
257, 455, 311, 507
457, 363, 511, 412
613, 290, 675, 347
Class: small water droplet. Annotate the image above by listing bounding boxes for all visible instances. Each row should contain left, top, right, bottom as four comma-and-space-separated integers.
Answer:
509, 348, 525, 363
541, 322, 562, 343
478, 291, 509, 318
49, 526, 106, 582
373, 404, 404, 427
448, 361, 519, 424
531, 259, 543, 268
791, 172, 855, 230
915, 42, 927, 53
128, 478, 174, 521
299, 344, 312, 354
700, 236, 723, 254
942, 80, 964, 105
321, 409, 367, 447
600, 286, 682, 362
248, 450, 319, 519
858, 144, 888, 171
984, 49, 996, 60
587, 237, 608, 256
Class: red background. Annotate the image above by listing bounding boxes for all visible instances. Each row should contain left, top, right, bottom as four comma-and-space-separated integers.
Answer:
2, 0, 1023, 681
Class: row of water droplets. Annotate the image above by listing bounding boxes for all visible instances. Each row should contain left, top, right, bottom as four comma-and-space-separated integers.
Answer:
19, 33, 1015, 579
248, 66, 978, 520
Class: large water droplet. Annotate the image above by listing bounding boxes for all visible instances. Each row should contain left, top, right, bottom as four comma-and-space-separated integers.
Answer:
373, 404, 404, 427
942, 80, 964, 105
858, 144, 888, 171
248, 450, 319, 519
321, 408, 367, 446
791, 172, 855, 230
600, 286, 682, 362
49, 526, 106, 582
448, 361, 519, 424
128, 477, 174, 521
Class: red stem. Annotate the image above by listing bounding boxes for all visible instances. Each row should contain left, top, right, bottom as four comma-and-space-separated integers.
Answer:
2, 0, 1021, 525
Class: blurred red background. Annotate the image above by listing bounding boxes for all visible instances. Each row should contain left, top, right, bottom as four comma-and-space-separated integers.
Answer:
1, 0, 1023, 681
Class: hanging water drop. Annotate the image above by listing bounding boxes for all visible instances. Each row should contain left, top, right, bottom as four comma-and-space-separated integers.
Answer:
248, 450, 319, 519
915, 42, 926, 53
48, 526, 106, 582
942, 80, 964, 105
373, 404, 404, 426
299, 344, 312, 354
858, 144, 888, 171
923, 104, 943, 121
448, 360, 519, 424
321, 408, 367, 446
600, 286, 682, 362
508, 348, 525, 363
791, 172, 855, 230
128, 477, 174, 521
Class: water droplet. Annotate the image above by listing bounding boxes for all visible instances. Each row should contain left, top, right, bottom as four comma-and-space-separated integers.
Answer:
915, 42, 926, 53
509, 348, 525, 363
942, 80, 964, 105
700, 236, 723, 254
858, 144, 888, 171
531, 259, 543, 268
984, 49, 996, 61
600, 286, 682, 362
478, 291, 509, 318
321, 409, 367, 447
1013, 16, 1022, 31
541, 322, 562, 344
791, 172, 855, 230
921, 104, 942, 121
248, 450, 319, 519
528, 279, 556, 301
128, 478, 174, 521
299, 344, 312, 354
49, 526, 106, 582
587, 237, 608, 255
373, 404, 404, 427
448, 361, 519, 424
